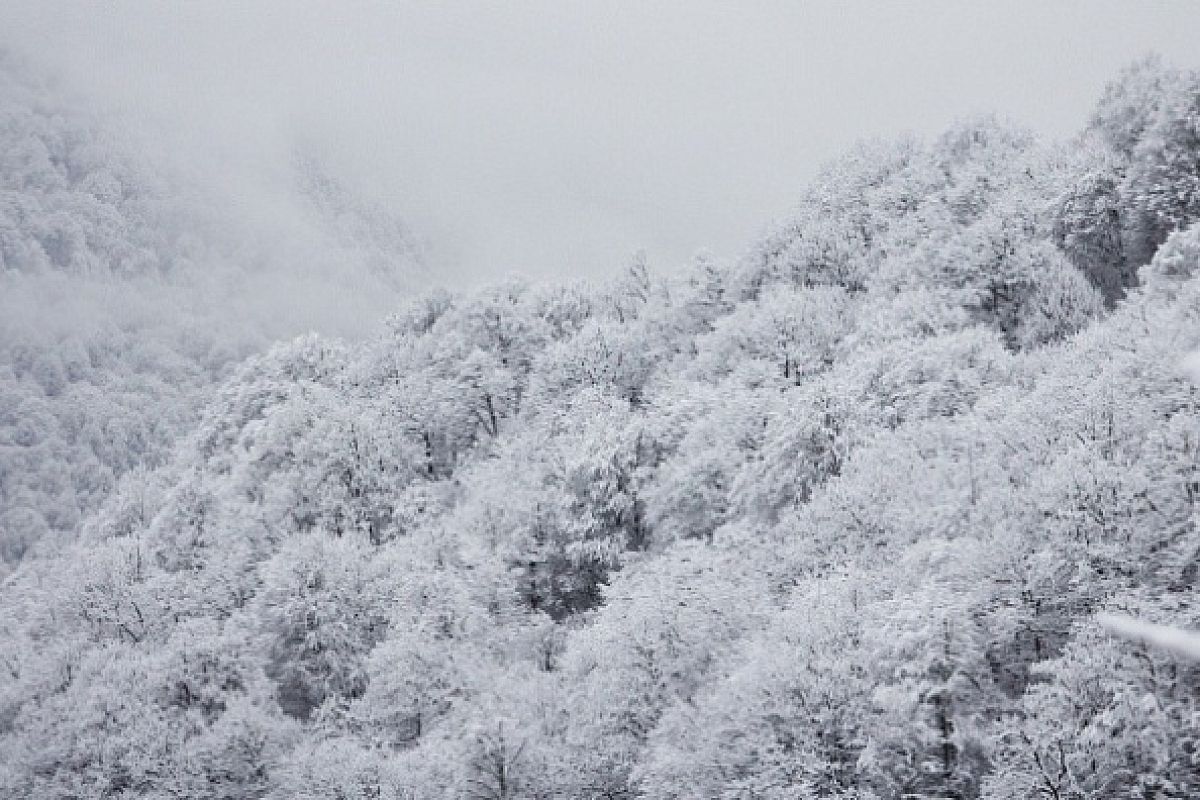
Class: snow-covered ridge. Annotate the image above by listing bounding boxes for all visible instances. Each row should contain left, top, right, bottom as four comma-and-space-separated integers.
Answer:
2, 55, 1200, 799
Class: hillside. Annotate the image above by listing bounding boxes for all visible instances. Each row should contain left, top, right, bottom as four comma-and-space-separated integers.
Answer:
0, 53, 425, 576
3, 57, 1200, 799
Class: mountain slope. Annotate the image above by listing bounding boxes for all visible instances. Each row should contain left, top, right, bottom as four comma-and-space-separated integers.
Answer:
2, 57, 1200, 800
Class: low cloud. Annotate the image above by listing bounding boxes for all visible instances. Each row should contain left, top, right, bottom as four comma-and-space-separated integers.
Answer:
3, 2, 1200, 284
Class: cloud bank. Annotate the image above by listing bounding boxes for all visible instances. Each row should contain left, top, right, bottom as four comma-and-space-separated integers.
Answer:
3, 2, 1200, 283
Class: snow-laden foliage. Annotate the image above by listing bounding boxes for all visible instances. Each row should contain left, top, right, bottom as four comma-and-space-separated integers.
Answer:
4, 57, 1200, 799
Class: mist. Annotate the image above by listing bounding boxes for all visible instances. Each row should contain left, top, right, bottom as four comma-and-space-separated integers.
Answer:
4, 1, 1200, 285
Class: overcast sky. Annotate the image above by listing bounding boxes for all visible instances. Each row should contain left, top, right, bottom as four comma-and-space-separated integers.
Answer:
5, 1, 1200, 285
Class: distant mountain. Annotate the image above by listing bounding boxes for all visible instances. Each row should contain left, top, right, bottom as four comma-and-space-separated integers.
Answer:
0, 53, 425, 574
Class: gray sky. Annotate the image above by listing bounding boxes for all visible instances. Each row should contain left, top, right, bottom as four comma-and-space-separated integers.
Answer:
5, 1, 1200, 285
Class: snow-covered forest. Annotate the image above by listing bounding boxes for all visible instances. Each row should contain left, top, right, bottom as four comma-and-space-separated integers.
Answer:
4, 41, 1200, 800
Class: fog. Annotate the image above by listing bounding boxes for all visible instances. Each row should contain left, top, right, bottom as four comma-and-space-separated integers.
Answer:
4, 1, 1200, 283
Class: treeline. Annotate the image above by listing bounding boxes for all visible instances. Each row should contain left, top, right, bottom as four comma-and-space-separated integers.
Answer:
2, 57, 1200, 798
